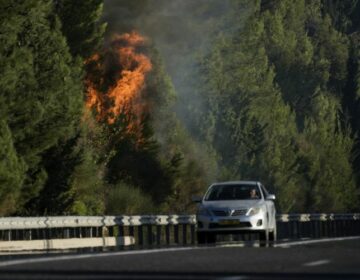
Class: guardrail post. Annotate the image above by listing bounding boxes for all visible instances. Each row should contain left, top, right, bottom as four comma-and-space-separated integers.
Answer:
6, 230, 11, 241
147, 225, 152, 245
276, 222, 283, 239
319, 221, 324, 237
296, 221, 301, 239
165, 224, 170, 245
285, 221, 291, 239
345, 219, 348, 236
138, 225, 143, 245
331, 220, 336, 237
174, 225, 179, 244
182, 224, 187, 244
324, 221, 329, 237
129, 226, 134, 239
190, 224, 195, 244
304, 221, 311, 238
338, 219, 343, 237
156, 225, 161, 245
340, 219, 344, 237
291, 221, 297, 238
317, 220, 322, 238
118, 225, 124, 238
26, 229, 32, 240
346, 219, 350, 236
88, 227, 92, 238
350, 219, 354, 235
108, 226, 114, 237
337, 220, 343, 236
313, 220, 319, 238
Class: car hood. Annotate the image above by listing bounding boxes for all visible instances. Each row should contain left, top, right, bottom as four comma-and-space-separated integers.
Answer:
201, 200, 263, 209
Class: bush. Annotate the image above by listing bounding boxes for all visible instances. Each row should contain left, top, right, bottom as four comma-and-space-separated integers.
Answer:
105, 182, 156, 215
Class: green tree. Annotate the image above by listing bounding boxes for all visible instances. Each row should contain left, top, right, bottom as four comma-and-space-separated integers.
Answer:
26, 114, 106, 215
23, 0, 108, 215
196, 3, 302, 212
0, 0, 83, 214
0, 121, 26, 215
299, 94, 357, 211
55, 0, 106, 58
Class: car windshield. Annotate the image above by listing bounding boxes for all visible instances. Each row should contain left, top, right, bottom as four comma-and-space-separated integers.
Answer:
205, 184, 262, 201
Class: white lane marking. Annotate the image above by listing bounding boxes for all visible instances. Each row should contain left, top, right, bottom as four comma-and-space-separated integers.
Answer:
217, 243, 246, 248
275, 236, 360, 248
303, 259, 330, 267
0, 246, 204, 267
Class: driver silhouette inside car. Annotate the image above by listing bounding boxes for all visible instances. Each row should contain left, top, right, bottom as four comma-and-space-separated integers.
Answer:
249, 188, 260, 199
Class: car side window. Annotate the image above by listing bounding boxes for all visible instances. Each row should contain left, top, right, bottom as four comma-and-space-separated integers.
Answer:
260, 184, 269, 198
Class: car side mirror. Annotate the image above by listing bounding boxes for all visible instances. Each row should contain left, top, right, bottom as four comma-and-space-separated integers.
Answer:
266, 194, 276, 200
191, 195, 202, 203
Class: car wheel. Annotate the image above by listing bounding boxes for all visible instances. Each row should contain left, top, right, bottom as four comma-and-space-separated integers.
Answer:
197, 232, 206, 244
206, 232, 216, 244
259, 229, 269, 247
269, 222, 277, 246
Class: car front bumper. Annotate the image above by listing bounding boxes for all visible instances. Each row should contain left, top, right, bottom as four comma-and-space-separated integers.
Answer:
196, 212, 267, 233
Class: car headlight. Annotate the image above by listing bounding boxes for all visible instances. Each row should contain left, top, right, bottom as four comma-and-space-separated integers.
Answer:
247, 207, 261, 216
197, 207, 211, 216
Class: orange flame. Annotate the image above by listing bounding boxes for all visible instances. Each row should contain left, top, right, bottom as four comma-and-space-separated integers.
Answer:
86, 32, 152, 128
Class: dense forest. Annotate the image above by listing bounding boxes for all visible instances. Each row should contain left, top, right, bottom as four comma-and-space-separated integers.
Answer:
0, 0, 360, 216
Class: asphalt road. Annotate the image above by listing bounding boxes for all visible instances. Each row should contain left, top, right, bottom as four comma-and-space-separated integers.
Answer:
0, 237, 359, 279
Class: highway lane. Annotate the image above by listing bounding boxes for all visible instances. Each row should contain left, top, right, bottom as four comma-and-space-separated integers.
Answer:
0, 237, 359, 279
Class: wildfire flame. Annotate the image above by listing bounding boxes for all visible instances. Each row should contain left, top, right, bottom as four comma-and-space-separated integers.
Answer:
85, 31, 152, 128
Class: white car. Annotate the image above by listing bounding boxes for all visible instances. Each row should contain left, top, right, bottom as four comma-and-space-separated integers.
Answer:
194, 181, 276, 246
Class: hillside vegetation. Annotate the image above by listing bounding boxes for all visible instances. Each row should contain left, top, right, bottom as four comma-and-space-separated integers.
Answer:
1, 0, 359, 215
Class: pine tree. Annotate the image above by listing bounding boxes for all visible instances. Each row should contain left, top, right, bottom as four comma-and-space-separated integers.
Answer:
0, 121, 26, 215
299, 94, 357, 211
0, 0, 83, 214
55, 0, 106, 58
196, 3, 302, 212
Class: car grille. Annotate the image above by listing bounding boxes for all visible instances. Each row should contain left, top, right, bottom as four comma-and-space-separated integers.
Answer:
231, 209, 247, 216
209, 222, 252, 229
212, 210, 228, 216
211, 209, 247, 217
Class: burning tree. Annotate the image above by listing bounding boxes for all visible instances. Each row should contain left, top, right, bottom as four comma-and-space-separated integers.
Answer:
85, 31, 178, 208
86, 31, 152, 138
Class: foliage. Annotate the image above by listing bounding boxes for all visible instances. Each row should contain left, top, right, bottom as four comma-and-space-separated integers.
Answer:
1, 0, 360, 216
0, 121, 26, 215
55, 0, 106, 58
0, 0, 83, 214
105, 182, 155, 215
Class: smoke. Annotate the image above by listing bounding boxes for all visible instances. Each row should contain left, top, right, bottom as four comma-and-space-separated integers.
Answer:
102, 0, 236, 129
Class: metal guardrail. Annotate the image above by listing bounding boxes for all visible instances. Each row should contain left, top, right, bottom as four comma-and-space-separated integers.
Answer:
277, 213, 360, 222
0, 215, 197, 250
0, 215, 196, 230
0, 214, 359, 251
276, 213, 360, 240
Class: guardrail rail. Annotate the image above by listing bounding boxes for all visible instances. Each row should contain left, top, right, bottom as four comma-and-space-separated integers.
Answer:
0, 214, 358, 251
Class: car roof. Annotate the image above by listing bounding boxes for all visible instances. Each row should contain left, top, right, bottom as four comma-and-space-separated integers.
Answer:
211, 181, 259, 186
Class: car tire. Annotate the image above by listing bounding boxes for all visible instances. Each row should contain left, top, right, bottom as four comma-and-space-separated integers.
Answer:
269, 222, 277, 246
259, 229, 269, 247
197, 232, 206, 244
206, 232, 216, 244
